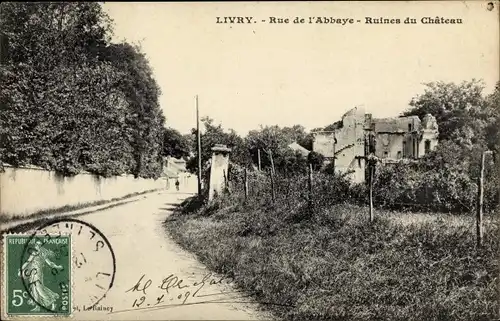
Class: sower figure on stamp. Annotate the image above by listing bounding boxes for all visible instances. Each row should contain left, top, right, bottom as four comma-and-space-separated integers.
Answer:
19, 240, 64, 312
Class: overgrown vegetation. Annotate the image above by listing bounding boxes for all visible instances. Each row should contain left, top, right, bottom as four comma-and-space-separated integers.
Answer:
374, 149, 498, 213
165, 79, 499, 320
166, 173, 499, 321
185, 79, 499, 214
0, 3, 165, 178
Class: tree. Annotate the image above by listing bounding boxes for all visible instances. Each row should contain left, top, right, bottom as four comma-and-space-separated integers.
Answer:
388, 80, 500, 212
245, 124, 315, 174
485, 81, 500, 155
307, 151, 325, 171
281, 125, 308, 144
402, 80, 498, 174
246, 126, 290, 169
277, 149, 308, 175
0, 3, 111, 69
403, 80, 492, 150
162, 127, 190, 159
186, 117, 250, 175
0, 3, 165, 178
0, 3, 119, 175
323, 121, 342, 132
103, 42, 165, 178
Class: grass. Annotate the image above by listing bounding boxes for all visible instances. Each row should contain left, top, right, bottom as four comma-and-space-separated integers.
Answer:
0, 188, 161, 224
164, 193, 499, 321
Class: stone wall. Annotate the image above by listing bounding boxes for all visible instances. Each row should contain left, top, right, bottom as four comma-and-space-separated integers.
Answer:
333, 106, 366, 183
312, 106, 367, 183
312, 131, 335, 158
0, 164, 166, 218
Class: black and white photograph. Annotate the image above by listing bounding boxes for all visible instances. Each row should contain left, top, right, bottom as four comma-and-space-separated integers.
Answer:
0, 1, 499, 320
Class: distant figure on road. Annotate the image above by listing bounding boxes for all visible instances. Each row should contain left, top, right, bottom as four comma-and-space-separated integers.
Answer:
175, 179, 180, 191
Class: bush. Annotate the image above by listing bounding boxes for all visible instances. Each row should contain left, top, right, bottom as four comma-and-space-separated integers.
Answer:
374, 161, 498, 214
307, 151, 325, 171
218, 149, 498, 217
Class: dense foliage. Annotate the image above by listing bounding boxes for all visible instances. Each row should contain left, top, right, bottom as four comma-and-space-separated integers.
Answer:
162, 127, 191, 160
186, 117, 252, 175
168, 165, 499, 320
190, 79, 499, 214
389, 80, 500, 213
186, 119, 315, 177
0, 2, 165, 178
373, 142, 498, 213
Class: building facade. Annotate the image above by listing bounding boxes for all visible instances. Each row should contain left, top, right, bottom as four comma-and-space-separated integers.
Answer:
162, 156, 194, 190
312, 106, 439, 183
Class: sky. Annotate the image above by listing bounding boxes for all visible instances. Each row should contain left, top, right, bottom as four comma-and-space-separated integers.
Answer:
103, 1, 499, 136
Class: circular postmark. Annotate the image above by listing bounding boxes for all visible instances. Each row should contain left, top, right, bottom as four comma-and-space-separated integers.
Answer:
20, 218, 116, 314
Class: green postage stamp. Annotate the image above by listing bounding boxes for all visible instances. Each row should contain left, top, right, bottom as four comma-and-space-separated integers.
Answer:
3, 234, 72, 317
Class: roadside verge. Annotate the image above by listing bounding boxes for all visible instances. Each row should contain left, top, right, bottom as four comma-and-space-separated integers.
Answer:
1, 189, 163, 233
164, 196, 499, 321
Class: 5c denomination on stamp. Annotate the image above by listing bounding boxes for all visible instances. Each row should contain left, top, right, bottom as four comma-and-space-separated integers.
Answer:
4, 233, 72, 317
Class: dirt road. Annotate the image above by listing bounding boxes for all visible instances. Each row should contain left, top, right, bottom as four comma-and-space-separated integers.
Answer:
17, 191, 270, 320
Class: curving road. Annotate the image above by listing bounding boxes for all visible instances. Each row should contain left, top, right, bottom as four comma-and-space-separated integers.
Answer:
16, 190, 270, 321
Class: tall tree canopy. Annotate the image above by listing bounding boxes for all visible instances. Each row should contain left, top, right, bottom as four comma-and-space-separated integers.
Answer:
245, 124, 312, 173
485, 81, 500, 155
402, 80, 495, 150
162, 127, 191, 160
186, 117, 251, 174
0, 2, 165, 178
389, 80, 500, 212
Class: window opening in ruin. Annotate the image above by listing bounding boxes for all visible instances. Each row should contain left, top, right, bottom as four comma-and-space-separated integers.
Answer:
425, 140, 431, 154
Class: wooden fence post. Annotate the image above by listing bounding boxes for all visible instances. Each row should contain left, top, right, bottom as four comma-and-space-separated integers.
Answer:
270, 169, 276, 204
369, 162, 374, 223
258, 149, 262, 171
332, 132, 336, 171
269, 150, 275, 176
477, 151, 486, 247
308, 163, 313, 212
244, 168, 249, 202
223, 169, 231, 195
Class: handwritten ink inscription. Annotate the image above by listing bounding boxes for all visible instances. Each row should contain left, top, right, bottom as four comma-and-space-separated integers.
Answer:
124, 272, 234, 310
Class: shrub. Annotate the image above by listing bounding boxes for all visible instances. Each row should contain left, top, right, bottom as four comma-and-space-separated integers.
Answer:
374, 161, 498, 214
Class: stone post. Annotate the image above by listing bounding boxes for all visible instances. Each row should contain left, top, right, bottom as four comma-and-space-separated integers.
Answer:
208, 144, 231, 201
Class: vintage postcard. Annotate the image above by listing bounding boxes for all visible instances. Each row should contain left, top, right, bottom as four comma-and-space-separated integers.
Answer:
0, 1, 499, 320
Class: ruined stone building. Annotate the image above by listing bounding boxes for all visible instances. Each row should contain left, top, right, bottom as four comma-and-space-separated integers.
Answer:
312, 106, 439, 183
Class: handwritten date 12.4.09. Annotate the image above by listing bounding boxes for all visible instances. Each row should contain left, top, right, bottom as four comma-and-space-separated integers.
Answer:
126, 272, 232, 308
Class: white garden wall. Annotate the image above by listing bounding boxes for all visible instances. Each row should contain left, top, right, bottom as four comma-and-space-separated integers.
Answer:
0, 164, 166, 218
